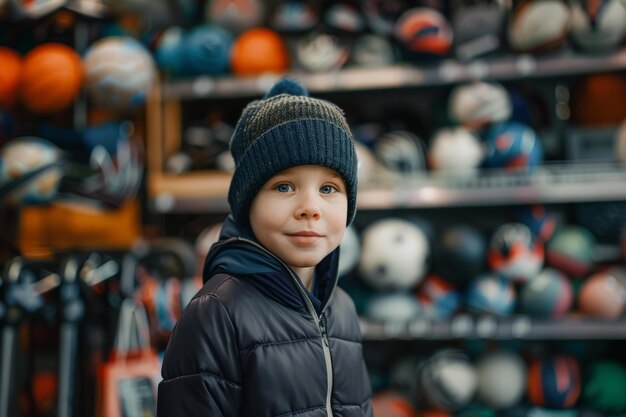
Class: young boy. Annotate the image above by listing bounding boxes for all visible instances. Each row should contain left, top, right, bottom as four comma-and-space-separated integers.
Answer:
157, 77, 373, 417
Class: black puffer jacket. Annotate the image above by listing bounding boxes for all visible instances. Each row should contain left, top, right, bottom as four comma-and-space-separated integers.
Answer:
157, 216, 372, 417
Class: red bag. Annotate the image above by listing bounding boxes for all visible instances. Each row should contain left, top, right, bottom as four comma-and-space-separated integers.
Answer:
96, 299, 161, 417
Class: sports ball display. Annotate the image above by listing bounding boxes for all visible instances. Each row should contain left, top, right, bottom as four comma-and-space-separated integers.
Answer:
514, 205, 557, 242
205, 0, 265, 33
508, 0, 571, 53
0, 47, 21, 109
394, 7, 453, 59
448, 82, 511, 130
358, 218, 430, 291
570, 0, 626, 53
483, 122, 543, 172
417, 275, 461, 320
545, 226, 596, 278
488, 223, 544, 282
581, 361, 626, 413
83, 37, 156, 110
180, 25, 233, 76
433, 224, 486, 287
452, 3, 505, 61
417, 349, 478, 411
295, 32, 350, 73
0, 137, 63, 204
338, 224, 360, 278
428, 127, 483, 174
476, 351, 527, 410
374, 130, 427, 176
20, 43, 83, 114
465, 273, 516, 316
518, 268, 573, 318
351, 34, 395, 67
527, 354, 581, 409
578, 268, 626, 319
364, 293, 421, 323
230, 28, 290, 75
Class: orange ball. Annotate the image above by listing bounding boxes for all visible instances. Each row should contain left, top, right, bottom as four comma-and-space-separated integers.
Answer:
20, 43, 83, 114
230, 28, 290, 76
0, 47, 22, 109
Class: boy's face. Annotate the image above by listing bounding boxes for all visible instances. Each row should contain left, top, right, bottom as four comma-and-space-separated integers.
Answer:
249, 165, 348, 272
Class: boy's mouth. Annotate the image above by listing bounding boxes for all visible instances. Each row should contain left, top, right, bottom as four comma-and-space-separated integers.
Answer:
288, 231, 323, 237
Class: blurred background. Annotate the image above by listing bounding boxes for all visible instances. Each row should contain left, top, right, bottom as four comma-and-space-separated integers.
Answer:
1, 0, 626, 416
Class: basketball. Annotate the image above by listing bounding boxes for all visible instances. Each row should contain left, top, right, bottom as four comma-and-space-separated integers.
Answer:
20, 43, 83, 114
0, 47, 22, 109
83, 36, 157, 110
230, 28, 290, 75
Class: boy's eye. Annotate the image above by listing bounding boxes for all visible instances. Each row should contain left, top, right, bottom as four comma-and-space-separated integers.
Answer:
274, 183, 293, 193
320, 184, 337, 194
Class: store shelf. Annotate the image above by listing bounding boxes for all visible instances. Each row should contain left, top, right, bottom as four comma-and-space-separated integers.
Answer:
163, 49, 626, 100
360, 314, 626, 341
148, 163, 626, 213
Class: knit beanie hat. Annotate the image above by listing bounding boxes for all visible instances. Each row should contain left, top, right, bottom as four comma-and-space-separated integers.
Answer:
228, 76, 358, 226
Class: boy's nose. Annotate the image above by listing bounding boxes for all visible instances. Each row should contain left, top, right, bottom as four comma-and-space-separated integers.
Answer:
294, 192, 321, 220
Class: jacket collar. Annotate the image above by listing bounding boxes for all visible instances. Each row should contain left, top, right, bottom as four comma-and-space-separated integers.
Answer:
203, 215, 339, 315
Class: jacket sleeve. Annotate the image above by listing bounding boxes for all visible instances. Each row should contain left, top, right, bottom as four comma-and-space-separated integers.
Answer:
157, 293, 242, 417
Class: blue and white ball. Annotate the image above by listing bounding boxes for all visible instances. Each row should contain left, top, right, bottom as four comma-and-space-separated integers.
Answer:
84, 37, 157, 110
483, 122, 543, 172
180, 25, 233, 76
466, 273, 516, 316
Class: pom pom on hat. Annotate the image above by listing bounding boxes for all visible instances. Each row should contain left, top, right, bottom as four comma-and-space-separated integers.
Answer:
264, 76, 309, 98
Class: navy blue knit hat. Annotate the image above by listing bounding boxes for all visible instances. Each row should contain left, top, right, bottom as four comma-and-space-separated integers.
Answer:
228, 76, 357, 226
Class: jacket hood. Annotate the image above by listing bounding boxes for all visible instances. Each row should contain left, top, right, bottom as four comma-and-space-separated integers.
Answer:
202, 215, 340, 315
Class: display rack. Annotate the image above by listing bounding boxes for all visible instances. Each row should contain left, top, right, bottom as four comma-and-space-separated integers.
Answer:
146, 50, 626, 214
360, 315, 626, 341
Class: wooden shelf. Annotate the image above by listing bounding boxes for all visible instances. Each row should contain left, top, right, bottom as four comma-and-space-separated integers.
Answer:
148, 163, 626, 213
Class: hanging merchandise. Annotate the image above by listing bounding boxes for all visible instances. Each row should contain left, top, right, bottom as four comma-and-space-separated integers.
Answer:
96, 298, 160, 417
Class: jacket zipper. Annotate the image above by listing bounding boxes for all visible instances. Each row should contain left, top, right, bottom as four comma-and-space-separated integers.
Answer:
236, 238, 336, 417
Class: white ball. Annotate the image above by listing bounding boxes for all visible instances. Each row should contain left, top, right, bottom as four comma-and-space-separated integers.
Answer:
476, 351, 527, 409
429, 127, 483, 173
338, 225, 360, 278
359, 218, 430, 291
570, 0, 626, 52
449, 82, 511, 129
